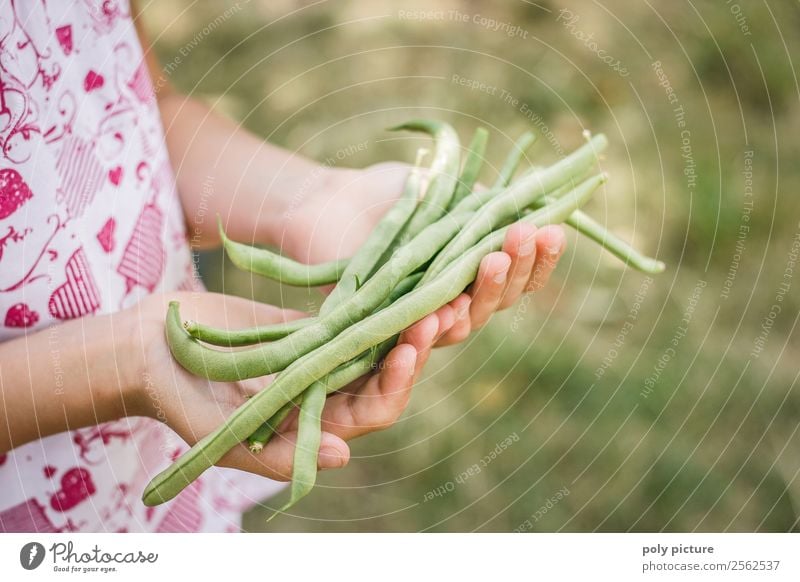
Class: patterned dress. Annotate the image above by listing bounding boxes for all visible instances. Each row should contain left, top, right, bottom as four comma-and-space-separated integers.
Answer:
0, 0, 282, 532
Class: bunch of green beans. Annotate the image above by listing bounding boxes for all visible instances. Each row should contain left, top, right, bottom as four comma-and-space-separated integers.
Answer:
144, 120, 664, 514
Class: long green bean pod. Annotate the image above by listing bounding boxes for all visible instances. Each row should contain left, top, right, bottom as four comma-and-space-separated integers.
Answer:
448, 127, 489, 209
168, 138, 606, 380
267, 379, 326, 520
450, 134, 606, 216
142, 179, 601, 506
166, 214, 473, 381
246, 337, 397, 452
269, 332, 400, 515
319, 149, 425, 316
185, 316, 314, 347
188, 272, 421, 349
533, 195, 665, 274
219, 219, 349, 286
423, 135, 608, 283
246, 274, 422, 452
391, 120, 460, 240
492, 131, 536, 188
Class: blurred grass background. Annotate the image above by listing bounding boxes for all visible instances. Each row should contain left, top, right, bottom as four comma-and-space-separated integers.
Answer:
141, 0, 800, 531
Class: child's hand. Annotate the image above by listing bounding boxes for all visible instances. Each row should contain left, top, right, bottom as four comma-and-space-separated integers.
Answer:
130, 291, 458, 480
276, 163, 566, 347
128, 157, 565, 481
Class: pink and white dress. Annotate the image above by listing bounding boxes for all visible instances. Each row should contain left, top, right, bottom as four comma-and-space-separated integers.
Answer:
0, 0, 281, 531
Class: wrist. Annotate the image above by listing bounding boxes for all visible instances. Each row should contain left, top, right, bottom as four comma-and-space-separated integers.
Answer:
108, 309, 150, 419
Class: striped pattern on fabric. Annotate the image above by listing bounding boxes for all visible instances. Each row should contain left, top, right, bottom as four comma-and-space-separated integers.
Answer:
48, 247, 101, 320
117, 203, 165, 293
0, 498, 61, 533
128, 61, 154, 104
55, 135, 105, 218
155, 480, 203, 532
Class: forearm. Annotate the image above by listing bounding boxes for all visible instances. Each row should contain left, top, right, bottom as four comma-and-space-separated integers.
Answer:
0, 312, 142, 453
158, 93, 322, 250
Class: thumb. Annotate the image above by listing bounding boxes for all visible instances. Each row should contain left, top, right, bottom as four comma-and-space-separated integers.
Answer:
216, 430, 350, 481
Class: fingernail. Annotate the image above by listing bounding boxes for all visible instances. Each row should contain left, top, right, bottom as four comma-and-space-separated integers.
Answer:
493, 267, 509, 284
318, 447, 347, 469
520, 236, 536, 257
547, 240, 563, 256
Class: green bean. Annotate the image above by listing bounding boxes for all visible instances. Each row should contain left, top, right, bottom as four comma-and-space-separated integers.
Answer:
169, 138, 605, 380
166, 214, 473, 381
142, 178, 600, 506
448, 127, 489, 209
270, 333, 400, 515
516, 175, 664, 273
450, 134, 606, 216
246, 337, 396, 452
493, 131, 536, 188
187, 271, 421, 349
246, 274, 422, 452
422, 135, 608, 283
533, 195, 665, 274
391, 120, 460, 240
247, 401, 293, 454
219, 218, 348, 286
186, 273, 427, 353
319, 149, 425, 316
185, 316, 314, 347
267, 379, 326, 520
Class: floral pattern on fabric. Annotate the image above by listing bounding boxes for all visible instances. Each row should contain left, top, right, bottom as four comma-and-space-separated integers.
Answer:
0, 0, 281, 532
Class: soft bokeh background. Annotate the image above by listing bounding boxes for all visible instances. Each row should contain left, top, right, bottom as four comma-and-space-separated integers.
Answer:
140, 0, 800, 531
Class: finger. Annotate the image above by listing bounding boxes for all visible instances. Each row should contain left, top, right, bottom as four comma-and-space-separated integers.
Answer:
411, 302, 457, 378
281, 307, 446, 439
236, 375, 275, 400
436, 293, 472, 346
526, 225, 566, 293
320, 343, 419, 440
398, 310, 441, 379
498, 223, 538, 310
432, 303, 456, 341
398, 312, 440, 351
468, 252, 512, 329
282, 313, 439, 436
215, 430, 350, 481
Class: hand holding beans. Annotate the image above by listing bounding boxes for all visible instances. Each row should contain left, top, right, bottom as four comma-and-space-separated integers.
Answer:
140, 121, 663, 509
129, 290, 453, 480
127, 215, 567, 481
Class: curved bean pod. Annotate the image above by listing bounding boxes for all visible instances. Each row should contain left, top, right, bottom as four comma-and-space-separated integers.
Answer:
534, 195, 665, 274
166, 214, 473, 381
448, 127, 489, 209
267, 379, 326, 520
246, 337, 397, 452
186, 272, 427, 352
492, 131, 536, 188
391, 120, 460, 240
185, 316, 314, 347
219, 219, 349, 286
246, 274, 423, 452
142, 179, 601, 506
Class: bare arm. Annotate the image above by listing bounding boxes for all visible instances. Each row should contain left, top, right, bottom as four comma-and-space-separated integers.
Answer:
157, 94, 321, 251
132, 10, 319, 251
0, 313, 140, 453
